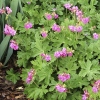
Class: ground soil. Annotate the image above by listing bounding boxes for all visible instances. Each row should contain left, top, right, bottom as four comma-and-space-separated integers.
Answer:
0, 53, 29, 100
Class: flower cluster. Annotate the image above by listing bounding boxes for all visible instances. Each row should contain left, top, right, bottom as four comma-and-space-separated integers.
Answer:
82, 90, 89, 100
64, 3, 89, 34
4, 24, 16, 36
93, 33, 99, 39
55, 84, 67, 93
64, 3, 72, 10
92, 80, 100, 93
58, 73, 70, 82
6, 7, 12, 14
45, 13, 52, 20
64, 3, 90, 24
0, 7, 12, 14
55, 73, 70, 93
26, 69, 35, 84
45, 12, 59, 20
68, 25, 83, 32
24, 22, 33, 29
41, 53, 51, 62
52, 23, 61, 32
10, 40, 19, 50
41, 29, 48, 38
54, 47, 74, 58
52, 12, 59, 19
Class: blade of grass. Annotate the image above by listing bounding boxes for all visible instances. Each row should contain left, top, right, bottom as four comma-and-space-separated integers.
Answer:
0, 35, 11, 60
10, 0, 19, 16
0, 0, 4, 8
18, 0, 23, 14
4, 46, 13, 65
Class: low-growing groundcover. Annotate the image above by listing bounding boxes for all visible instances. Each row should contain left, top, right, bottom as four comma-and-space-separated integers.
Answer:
5, 0, 100, 100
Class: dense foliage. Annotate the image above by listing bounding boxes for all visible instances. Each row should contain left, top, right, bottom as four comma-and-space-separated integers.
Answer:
4, 0, 100, 100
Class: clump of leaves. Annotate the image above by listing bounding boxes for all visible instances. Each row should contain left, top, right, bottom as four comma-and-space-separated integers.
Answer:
10, 0, 100, 100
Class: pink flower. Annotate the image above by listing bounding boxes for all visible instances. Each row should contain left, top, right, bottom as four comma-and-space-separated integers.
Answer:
82, 17, 90, 24
60, 47, 67, 57
58, 73, 70, 82
76, 10, 83, 17
67, 52, 73, 57
0, 8, 5, 14
54, 13, 59, 19
93, 33, 99, 39
52, 23, 61, 32
4, 24, 16, 36
54, 51, 61, 58
82, 90, 89, 100
75, 26, 83, 32
64, 3, 72, 10
55, 84, 67, 93
24, 22, 33, 29
71, 6, 78, 13
54, 48, 73, 58
41, 30, 48, 38
44, 54, 51, 62
68, 25, 75, 32
10, 40, 19, 50
26, 69, 35, 84
41, 53, 51, 62
68, 25, 82, 32
92, 80, 100, 93
6, 7, 12, 14
45, 13, 52, 20
92, 86, 98, 93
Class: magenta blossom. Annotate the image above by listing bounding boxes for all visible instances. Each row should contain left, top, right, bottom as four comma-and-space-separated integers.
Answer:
52, 23, 61, 32
41, 53, 51, 62
82, 17, 90, 24
82, 90, 89, 100
45, 54, 51, 61
55, 84, 67, 93
68, 25, 75, 32
45, 13, 52, 20
41, 30, 48, 38
92, 80, 100, 93
26, 69, 35, 84
54, 13, 59, 19
93, 33, 99, 39
60, 47, 67, 57
6, 7, 12, 14
54, 51, 61, 58
64, 3, 72, 10
68, 25, 82, 32
4, 24, 16, 36
75, 26, 83, 32
58, 73, 70, 82
10, 40, 19, 50
54, 48, 73, 58
0, 8, 5, 14
71, 6, 78, 13
76, 10, 83, 17
67, 51, 73, 57
24, 22, 33, 29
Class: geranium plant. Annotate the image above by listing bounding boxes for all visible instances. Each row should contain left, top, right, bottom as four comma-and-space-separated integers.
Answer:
0, 0, 23, 66
8, 0, 100, 100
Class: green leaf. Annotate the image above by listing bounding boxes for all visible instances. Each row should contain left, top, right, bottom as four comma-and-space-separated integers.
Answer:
0, 0, 4, 8
10, 0, 19, 16
3, 46, 13, 65
18, 0, 23, 14
6, 68, 20, 84
0, 35, 11, 60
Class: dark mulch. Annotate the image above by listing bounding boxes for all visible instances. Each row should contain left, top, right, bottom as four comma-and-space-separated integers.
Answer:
0, 53, 29, 100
